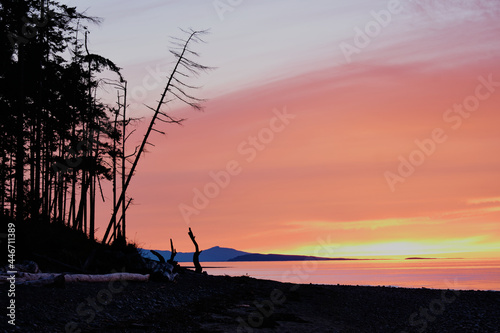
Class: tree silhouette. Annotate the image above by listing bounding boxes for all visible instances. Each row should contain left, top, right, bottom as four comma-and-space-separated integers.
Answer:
188, 227, 203, 273
1, 1, 211, 254
0, 1, 121, 238
102, 29, 212, 244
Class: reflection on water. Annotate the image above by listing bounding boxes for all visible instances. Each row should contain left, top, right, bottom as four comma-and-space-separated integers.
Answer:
200, 259, 500, 291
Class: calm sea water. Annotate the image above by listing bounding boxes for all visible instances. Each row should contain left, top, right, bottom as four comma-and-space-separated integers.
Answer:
198, 259, 500, 291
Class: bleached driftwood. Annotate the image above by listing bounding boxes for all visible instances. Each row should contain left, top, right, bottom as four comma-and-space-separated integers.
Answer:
17, 272, 60, 281
64, 272, 150, 283
17, 274, 64, 287
1, 272, 150, 285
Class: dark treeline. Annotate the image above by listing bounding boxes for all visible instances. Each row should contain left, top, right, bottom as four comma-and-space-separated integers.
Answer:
0, 0, 130, 243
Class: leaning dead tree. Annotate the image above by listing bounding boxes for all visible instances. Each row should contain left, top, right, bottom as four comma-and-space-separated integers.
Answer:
188, 227, 202, 273
102, 29, 212, 244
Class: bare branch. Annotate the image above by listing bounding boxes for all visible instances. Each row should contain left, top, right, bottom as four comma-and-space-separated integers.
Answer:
168, 90, 202, 110
124, 129, 136, 142
151, 128, 166, 135
173, 76, 202, 90
150, 250, 166, 263
170, 84, 205, 102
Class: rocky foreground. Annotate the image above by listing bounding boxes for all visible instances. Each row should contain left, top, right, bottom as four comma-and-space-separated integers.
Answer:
1, 269, 499, 333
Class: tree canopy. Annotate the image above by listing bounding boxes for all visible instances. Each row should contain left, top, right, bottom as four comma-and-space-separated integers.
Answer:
0, 0, 124, 242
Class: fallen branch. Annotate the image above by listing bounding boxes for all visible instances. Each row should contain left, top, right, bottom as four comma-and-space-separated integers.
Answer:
13, 274, 64, 287
64, 272, 150, 283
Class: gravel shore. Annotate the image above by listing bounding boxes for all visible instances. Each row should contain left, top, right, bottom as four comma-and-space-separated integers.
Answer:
2, 269, 499, 333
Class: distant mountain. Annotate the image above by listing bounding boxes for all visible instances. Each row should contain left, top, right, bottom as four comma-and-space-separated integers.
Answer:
228, 253, 358, 261
140, 246, 251, 262
141, 246, 358, 262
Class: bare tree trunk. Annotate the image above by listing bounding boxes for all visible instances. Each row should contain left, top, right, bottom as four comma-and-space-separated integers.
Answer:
57, 139, 64, 223
34, 116, 41, 221
43, 143, 50, 218
112, 198, 131, 241
112, 101, 119, 243
15, 55, 25, 223
63, 176, 68, 224
168, 238, 177, 264
74, 177, 89, 232
69, 126, 76, 227
0, 155, 5, 213
9, 157, 14, 218
89, 172, 95, 239
188, 227, 202, 273
89, 125, 101, 241
121, 81, 127, 241
29, 123, 36, 219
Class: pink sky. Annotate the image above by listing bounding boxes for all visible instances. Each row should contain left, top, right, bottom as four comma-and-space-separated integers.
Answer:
71, 0, 500, 258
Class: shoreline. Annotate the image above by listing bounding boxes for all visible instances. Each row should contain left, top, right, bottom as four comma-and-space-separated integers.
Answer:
3, 269, 499, 332
195, 258, 500, 293
199, 272, 500, 292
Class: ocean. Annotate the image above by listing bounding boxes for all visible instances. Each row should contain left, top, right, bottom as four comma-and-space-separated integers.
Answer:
198, 258, 500, 291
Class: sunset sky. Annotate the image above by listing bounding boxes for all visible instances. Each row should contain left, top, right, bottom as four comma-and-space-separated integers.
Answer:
63, 0, 500, 258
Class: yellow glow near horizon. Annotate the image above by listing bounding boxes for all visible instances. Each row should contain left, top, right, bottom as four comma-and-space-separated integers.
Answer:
281, 238, 500, 259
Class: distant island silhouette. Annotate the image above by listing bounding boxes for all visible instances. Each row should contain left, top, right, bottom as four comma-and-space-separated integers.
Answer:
228, 253, 360, 261
143, 247, 468, 262
405, 257, 437, 260
405, 257, 465, 260
142, 246, 366, 262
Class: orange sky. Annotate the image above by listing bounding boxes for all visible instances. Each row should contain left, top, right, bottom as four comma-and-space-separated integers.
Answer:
118, 61, 500, 258
88, 0, 500, 258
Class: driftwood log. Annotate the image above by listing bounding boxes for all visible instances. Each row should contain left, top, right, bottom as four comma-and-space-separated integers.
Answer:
188, 227, 202, 273
3, 272, 150, 286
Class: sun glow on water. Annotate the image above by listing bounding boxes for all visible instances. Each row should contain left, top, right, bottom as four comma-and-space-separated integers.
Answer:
203, 259, 500, 291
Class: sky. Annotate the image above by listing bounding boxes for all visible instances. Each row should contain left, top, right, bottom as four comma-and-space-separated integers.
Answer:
61, 0, 500, 258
